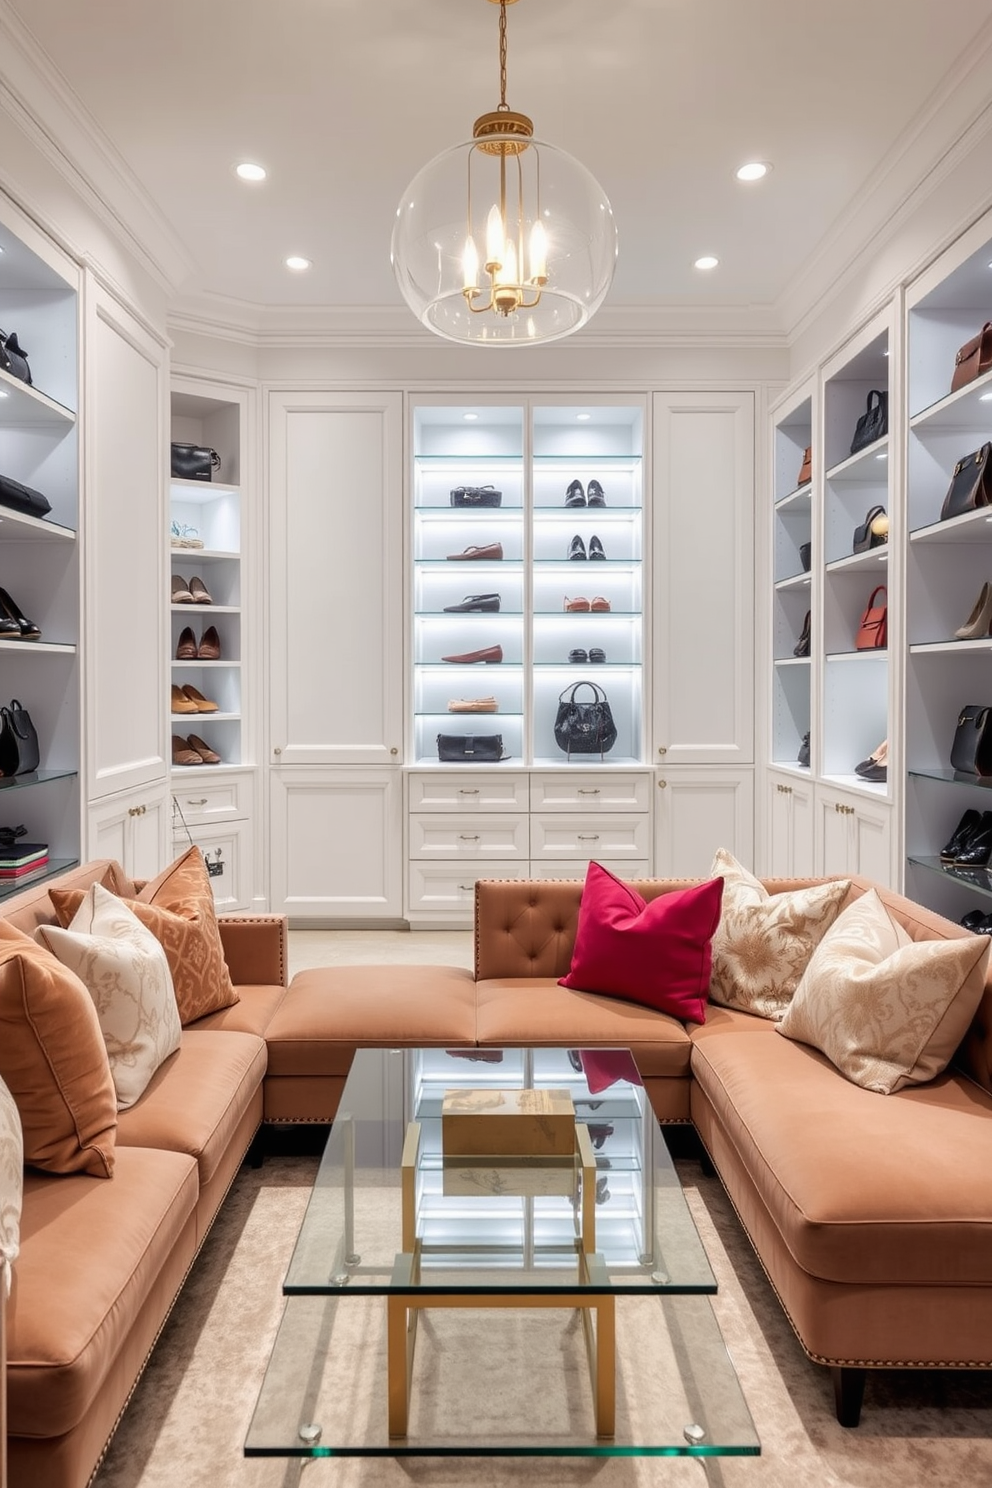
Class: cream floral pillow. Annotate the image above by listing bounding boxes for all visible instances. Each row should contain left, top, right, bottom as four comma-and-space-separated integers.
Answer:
37, 883, 182, 1110
0, 1073, 21, 1296
778, 889, 991, 1093
707, 849, 851, 1020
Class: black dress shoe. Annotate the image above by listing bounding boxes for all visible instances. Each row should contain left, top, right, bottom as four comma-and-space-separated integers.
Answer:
589, 647, 606, 663
443, 593, 501, 612
0, 586, 41, 639
960, 910, 991, 931
955, 813, 992, 867
589, 535, 606, 560
568, 535, 587, 560
793, 610, 811, 658
568, 648, 588, 663
858, 762, 887, 783
587, 480, 606, 507
941, 808, 982, 862
565, 480, 586, 508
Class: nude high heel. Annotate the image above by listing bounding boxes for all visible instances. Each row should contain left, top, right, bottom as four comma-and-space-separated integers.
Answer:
955, 581, 992, 639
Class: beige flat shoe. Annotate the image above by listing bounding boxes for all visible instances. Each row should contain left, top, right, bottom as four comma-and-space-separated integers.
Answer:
171, 684, 199, 715
182, 684, 219, 713
171, 575, 194, 604
187, 733, 221, 764
189, 576, 213, 604
447, 697, 499, 713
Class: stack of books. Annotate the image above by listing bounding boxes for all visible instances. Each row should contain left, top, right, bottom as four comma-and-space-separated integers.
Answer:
0, 839, 49, 882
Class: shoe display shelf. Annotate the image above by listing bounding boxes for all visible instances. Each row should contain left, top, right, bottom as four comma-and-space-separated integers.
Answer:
0, 210, 82, 898
770, 385, 814, 778
904, 221, 992, 920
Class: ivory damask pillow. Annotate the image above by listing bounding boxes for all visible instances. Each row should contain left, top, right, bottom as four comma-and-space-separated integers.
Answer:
778, 888, 991, 1094
0, 1073, 22, 1296
37, 883, 182, 1109
52, 846, 237, 1025
707, 849, 851, 1020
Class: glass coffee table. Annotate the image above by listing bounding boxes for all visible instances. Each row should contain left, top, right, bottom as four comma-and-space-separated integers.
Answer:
245, 1046, 759, 1461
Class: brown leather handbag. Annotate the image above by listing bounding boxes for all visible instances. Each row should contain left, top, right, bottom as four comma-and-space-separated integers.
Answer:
797, 446, 812, 486
951, 323, 992, 393
855, 586, 888, 650
940, 444, 992, 521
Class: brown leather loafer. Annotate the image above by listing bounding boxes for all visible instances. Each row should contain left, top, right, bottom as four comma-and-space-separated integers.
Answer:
182, 684, 218, 712
197, 625, 221, 660
187, 733, 221, 764
440, 644, 503, 664
176, 626, 197, 660
171, 684, 199, 714
446, 543, 503, 561
172, 734, 202, 767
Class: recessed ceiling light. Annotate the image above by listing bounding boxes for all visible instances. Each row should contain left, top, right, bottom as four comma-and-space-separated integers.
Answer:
235, 162, 266, 182
735, 162, 770, 182
576, 413, 591, 421
462, 412, 478, 421
694, 255, 719, 271
285, 256, 311, 272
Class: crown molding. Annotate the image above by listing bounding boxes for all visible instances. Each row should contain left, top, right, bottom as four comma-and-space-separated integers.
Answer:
0, 0, 194, 295
776, 14, 992, 341
166, 295, 788, 351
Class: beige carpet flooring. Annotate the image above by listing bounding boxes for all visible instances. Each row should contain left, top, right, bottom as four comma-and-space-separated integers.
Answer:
87, 929, 992, 1488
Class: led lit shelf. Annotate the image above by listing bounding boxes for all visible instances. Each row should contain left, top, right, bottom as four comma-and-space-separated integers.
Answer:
907, 855, 992, 896
533, 558, 642, 568
824, 440, 889, 481
0, 858, 79, 902
774, 656, 811, 666
910, 638, 992, 654
774, 573, 812, 592
169, 547, 239, 562
0, 510, 75, 542
909, 369, 992, 429
821, 773, 889, 797
533, 506, 642, 517
171, 659, 242, 670
0, 768, 77, 791
169, 479, 241, 501
0, 367, 75, 424
775, 488, 812, 514
909, 507, 992, 544
824, 549, 889, 574
908, 768, 992, 789
170, 711, 240, 724
0, 638, 75, 655
824, 650, 889, 662
170, 604, 239, 616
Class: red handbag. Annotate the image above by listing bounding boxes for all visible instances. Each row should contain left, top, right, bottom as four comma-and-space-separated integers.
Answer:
951, 323, 992, 394
797, 446, 812, 486
855, 586, 888, 650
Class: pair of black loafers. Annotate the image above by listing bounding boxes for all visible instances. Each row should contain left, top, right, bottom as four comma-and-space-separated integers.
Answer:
568, 535, 606, 560
565, 479, 606, 508
941, 808, 992, 868
568, 648, 606, 664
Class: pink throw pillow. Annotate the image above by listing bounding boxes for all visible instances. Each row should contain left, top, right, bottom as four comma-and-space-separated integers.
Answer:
558, 862, 723, 1022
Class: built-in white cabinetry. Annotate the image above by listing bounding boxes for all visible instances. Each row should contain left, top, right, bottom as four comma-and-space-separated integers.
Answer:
815, 782, 891, 882
88, 784, 170, 882
171, 768, 255, 913
653, 768, 754, 878
766, 770, 815, 878
266, 390, 404, 921
0, 202, 82, 896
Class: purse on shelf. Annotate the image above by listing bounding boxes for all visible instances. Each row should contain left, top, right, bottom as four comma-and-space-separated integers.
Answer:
553, 681, 617, 760
855, 586, 888, 650
849, 390, 888, 454
450, 485, 502, 508
436, 733, 506, 763
0, 330, 32, 385
951, 323, 992, 394
793, 610, 811, 658
853, 504, 888, 554
797, 447, 812, 486
0, 700, 40, 777
950, 704, 992, 776
798, 732, 811, 768
0, 473, 51, 520
940, 444, 992, 521
799, 541, 812, 572
170, 443, 221, 482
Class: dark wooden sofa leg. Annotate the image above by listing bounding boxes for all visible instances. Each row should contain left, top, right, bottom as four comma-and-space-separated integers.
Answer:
831, 1365, 866, 1426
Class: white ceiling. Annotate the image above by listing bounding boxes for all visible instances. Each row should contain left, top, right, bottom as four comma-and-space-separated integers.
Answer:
6, 0, 992, 333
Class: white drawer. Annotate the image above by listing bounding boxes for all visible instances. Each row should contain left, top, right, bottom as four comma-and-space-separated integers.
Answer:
530, 813, 651, 860
407, 771, 530, 813
530, 772, 651, 813
528, 859, 652, 881
171, 775, 247, 825
409, 813, 530, 860
407, 861, 532, 918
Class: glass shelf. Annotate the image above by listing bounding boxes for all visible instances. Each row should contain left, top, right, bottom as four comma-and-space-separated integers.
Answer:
536, 611, 639, 618
0, 857, 79, 902
0, 768, 78, 792
534, 661, 642, 670
908, 768, 992, 788
414, 454, 524, 464
534, 559, 643, 568
533, 506, 643, 517
908, 854, 992, 897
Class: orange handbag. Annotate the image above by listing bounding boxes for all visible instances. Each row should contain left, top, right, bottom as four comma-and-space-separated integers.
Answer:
797, 446, 812, 485
951, 323, 992, 394
855, 586, 888, 650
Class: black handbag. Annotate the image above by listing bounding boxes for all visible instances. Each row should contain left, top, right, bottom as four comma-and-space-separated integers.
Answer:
798, 732, 811, 768
799, 541, 812, 572
950, 704, 992, 776
0, 473, 51, 520
849, 390, 888, 455
171, 443, 221, 482
853, 504, 887, 554
0, 700, 40, 777
940, 445, 992, 521
436, 733, 506, 762
0, 330, 32, 385
553, 682, 617, 759
450, 486, 502, 508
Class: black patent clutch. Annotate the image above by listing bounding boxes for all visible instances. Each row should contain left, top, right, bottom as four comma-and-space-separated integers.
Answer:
450, 486, 502, 507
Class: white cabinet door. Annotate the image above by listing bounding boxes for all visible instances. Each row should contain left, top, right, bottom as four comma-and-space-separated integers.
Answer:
766, 771, 815, 877
87, 784, 170, 880
173, 819, 251, 913
654, 768, 755, 877
267, 390, 403, 766
816, 784, 892, 884
83, 273, 169, 799
269, 768, 403, 920
651, 392, 755, 766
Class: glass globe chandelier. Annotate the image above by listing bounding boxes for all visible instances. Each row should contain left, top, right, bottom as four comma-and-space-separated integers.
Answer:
391, 0, 618, 347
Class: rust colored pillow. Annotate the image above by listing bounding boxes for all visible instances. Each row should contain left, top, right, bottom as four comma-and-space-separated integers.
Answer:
0, 919, 116, 1177
51, 847, 238, 1025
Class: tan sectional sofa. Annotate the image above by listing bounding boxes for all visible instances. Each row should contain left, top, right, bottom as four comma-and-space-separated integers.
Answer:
3, 862, 992, 1488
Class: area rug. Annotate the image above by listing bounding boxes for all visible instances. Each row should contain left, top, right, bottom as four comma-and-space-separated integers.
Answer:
91, 1155, 992, 1488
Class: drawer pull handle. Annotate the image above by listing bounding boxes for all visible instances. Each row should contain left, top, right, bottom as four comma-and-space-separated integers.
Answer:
187, 798, 208, 806
458, 788, 480, 795
458, 833, 481, 841
459, 884, 475, 891
578, 833, 600, 841
577, 788, 601, 795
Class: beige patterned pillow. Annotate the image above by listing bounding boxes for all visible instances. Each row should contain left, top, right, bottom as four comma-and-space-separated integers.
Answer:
0, 1073, 21, 1296
778, 888, 991, 1093
37, 884, 182, 1110
707, 849, 851, 1020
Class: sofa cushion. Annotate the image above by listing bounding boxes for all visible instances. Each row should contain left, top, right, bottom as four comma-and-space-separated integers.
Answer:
558, 862, 723, 1022
778, 887, 991, 1093
476, 979, 692, 1077
36, 884, 182, 1110
115, 1029, 266, 1189
0, 1072, 22, 1295
707, 849, 851, 1020
52, 846, 238, 1025
690, 1024, 992, 1285
6, 1145, 198, 1437
0, 920, 117, 1178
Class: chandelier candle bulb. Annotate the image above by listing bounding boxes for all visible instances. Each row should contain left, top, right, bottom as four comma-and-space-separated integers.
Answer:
529, 219, 548, 282
462, 235, 480, 293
